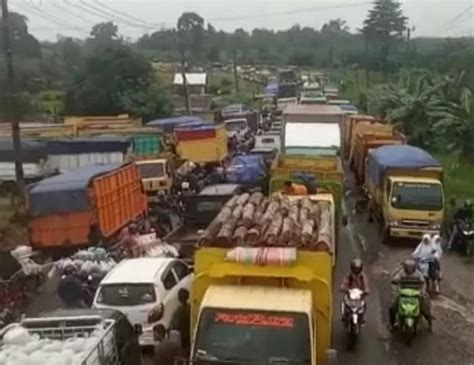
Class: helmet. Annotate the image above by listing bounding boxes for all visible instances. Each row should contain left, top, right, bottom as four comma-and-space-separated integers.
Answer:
350, 258, 363, 275
128, 223, 138, 235
402, 259, 417, 275
63, 262, 76, 276
157, 190, 165, 197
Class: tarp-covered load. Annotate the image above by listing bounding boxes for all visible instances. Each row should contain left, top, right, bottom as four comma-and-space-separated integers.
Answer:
227, 155, 267, 184
46, 136, 131, 155
0, 139, 47, 163
146, 116, 204, 132
28, 163, 122, 217
366, 145, 441, 186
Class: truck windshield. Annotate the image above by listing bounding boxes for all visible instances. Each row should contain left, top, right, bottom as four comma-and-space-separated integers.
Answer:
225, 121, 247, 132
137, 162, 165, 179
194, 308, 311, 365
96, 284, 156, 306
391, 182, 443, 211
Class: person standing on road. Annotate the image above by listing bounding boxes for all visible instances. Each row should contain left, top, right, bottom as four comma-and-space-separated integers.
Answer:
171, 288, 191, 352
153, 324, 182, 365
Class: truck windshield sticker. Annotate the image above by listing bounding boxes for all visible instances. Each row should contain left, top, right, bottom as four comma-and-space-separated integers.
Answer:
214, 312, 295, 328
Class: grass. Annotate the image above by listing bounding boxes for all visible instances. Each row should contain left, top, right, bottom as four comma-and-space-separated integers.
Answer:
434, 153, 474, 201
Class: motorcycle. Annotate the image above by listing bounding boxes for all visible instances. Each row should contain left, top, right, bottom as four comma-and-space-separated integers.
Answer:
394, 280, 421, 346
451, 218, 474, 255
341, 288, 366, 350
417, 252, 440, 295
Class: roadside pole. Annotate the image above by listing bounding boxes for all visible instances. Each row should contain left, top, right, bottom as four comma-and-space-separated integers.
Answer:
1, 0, 25, 201
232, 49, 239, 92
178, 31, 192, 115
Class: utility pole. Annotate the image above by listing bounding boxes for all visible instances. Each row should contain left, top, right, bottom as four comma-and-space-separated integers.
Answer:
364, 34, 370, 88
1, 0, 25, 199
178, 30, 191, 115
232, 48, 239, 92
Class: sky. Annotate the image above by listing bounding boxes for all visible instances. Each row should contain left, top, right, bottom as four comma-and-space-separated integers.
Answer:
8, 0, 474, 41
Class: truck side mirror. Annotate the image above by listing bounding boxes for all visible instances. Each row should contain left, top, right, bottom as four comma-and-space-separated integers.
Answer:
341, 215, 348, 227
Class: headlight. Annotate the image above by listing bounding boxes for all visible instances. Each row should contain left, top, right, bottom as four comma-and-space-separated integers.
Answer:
389, 220, 399, 227
431, 224, 441, 230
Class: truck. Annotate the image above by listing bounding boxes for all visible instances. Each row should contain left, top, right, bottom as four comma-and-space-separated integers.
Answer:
0, 310, 142, 365
190, 192, 339, 365
282, 105, 344, 156
28, 162, 147, 250
350, 131, 406, 185
276, 97, 298, 113
348, 121, 395, 164
135, 157, 174, 197
0, 139, 53, 187
176, 124, 228, 163
365, 145, 444, 242
341, 114, 376, 159
270, 153, 343, 184
44, 136, 132, 174
164, 183, 243, 261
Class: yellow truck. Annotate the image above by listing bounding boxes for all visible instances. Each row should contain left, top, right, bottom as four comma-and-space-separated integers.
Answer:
175, 124, 228, 163
191, 193, 338, 365
365, 145, 444, 242
270, 153, 343, 184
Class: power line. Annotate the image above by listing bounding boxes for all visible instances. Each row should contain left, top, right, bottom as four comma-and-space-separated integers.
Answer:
50, 0, 96, 26
207, 1, 372, 22
13, 0, 83, 33
78, 0, 148, 28
442, 4, 473, 31
93, 0, 159, 27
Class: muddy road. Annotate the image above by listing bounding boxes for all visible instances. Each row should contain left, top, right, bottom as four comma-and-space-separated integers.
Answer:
343, 164, 474, 365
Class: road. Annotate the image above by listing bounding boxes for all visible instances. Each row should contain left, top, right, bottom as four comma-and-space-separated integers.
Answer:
25, 169, 474, 365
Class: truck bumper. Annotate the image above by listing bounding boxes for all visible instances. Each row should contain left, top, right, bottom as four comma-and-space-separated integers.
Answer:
390, 227, 440, 239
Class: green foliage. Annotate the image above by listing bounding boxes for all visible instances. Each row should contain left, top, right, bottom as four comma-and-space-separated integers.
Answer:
64, 45, 167, 117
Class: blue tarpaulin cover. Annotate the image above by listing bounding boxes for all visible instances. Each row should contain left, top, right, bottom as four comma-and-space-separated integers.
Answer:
28, 163, 122, 217
46, 137, 131, 155
147, 116, 204, 132
264, 83, 278, 95
366, 145, 441, 187
226, 155, 266, 184
0, 138, 47, 162
339, 104, 358, 112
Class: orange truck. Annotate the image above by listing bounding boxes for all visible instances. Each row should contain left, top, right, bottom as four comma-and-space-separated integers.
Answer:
28, 162, 147, 250
341, 114, 376, 159
350, 130, 407, 184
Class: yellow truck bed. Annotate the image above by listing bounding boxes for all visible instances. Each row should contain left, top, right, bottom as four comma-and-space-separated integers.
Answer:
270, 153, 343, 183
176, 126, 228, 163
192, 247, 332, 365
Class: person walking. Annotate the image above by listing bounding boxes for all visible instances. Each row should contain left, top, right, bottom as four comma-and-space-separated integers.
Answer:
153, 324, 182, 365
170, 288, 191, 352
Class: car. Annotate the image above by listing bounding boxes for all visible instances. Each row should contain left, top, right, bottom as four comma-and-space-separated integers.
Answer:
93, 257, 192, 347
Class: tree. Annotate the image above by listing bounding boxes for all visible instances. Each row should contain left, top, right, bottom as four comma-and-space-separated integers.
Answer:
64, 45, 154, 115
362, 0, 407, 76
62, 37, 82, 70
0, 11, 41, 58
321, 19, 350, 35
89, 22, 120, 48
177, 12, 204, 60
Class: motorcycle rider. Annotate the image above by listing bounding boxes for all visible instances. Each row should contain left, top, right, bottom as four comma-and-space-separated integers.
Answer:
449, 199, 473, 250
340, 258, 370, 325
389, 259, 433, 332
57, 264, 86, 309
412, 234, 440, 294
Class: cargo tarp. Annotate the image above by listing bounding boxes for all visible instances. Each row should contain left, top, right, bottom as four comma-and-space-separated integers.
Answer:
146, 116, 203, 132
0, 139, 47, 163
28, 163, 122, 217
46, 137, 131, 155
366, 145, 441, 187
227, 155, 266, 184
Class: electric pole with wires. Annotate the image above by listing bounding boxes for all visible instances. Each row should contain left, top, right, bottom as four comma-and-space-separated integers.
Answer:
1, 0, 25, 200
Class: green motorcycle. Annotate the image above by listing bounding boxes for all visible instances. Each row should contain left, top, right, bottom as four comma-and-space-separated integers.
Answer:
396, 287, 421, 345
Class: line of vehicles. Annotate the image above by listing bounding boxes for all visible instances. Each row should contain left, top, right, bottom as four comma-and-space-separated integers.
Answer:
0, 72, 457, 364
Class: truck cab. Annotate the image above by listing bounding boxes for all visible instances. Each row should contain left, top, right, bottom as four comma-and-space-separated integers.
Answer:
135, 158, 173, 197
224, 118, 249, 140
255, 134, 281, 152
383, 176, 444, 239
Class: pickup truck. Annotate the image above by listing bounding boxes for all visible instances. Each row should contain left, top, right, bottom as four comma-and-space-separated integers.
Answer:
164, 183, 243, 261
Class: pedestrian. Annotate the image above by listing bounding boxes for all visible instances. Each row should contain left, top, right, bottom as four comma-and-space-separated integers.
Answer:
170, 288, 191, 352
153, 324, 182, 365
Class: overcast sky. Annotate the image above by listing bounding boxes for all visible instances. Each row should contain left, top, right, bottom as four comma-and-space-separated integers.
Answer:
9, 0, 474, 40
